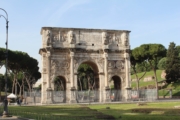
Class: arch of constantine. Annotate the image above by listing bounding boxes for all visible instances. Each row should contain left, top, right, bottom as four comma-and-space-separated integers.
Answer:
39, 27, 131, 104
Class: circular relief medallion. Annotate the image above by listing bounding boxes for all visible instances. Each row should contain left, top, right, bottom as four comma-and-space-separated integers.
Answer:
108, 61, 115, 68
116, 60, 123, 69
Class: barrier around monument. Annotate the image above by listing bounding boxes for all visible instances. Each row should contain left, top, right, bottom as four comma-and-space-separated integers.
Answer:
22, 89, 157, 105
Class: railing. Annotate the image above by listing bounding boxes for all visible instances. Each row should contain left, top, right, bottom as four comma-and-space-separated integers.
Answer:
131, 89, 157, 101
21, 89, 158, 105
24, 91, 41, 104
76, 90, 100, 103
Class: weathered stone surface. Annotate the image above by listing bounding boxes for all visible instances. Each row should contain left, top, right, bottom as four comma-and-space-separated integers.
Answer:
39, 27, 131, 103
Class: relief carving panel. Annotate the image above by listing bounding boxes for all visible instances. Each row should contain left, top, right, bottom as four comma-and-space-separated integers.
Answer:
50, 59, 70, 82
108, 60, 124, 73
52, 31, 68, 43
73, 56, 104, 73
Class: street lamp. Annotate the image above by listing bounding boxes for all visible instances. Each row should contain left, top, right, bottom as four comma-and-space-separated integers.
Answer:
0, 8, 9, 117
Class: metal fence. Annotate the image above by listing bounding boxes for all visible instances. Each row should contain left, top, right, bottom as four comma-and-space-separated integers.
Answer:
76, 90, 100, 103
53, 91, 66, 103
24, 91, 41, 104
23, 89, 157, 104
131, 89, 157, 101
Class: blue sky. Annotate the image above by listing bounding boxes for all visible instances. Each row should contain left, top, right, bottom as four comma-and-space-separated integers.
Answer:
0, 0, 180, 74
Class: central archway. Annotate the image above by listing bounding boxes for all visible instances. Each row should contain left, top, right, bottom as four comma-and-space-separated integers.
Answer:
76, 61, 99, 102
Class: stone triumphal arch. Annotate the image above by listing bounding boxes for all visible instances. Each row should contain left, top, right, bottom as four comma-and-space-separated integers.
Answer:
39, 27, 131, 104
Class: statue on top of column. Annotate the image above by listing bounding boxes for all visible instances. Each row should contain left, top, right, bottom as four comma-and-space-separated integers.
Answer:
102, 32, 109, 45
46, 29, 52, 47
121, 32, 129, 46
68, 30, 75, 44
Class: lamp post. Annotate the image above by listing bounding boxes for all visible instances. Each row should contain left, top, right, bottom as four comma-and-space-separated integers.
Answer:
0, 8, 9, 117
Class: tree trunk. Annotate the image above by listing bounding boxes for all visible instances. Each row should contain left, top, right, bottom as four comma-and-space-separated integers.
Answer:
87, 76, 91, 91
149, 61, 159, 99
12, 75, 16, 93
153, 69, 159, 99
60, 80, 64, 91
15, 79, 18, 95
25, 77, 32, 92
132, 64, 147, 99
78, 77, 82, 91
92, 78, 95, 91
17, 82, 22, 95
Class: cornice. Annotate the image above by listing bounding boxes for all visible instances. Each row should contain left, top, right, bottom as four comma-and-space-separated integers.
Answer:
39, 47, 130, 54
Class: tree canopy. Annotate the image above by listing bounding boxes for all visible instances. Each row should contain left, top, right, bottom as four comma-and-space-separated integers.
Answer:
77, 64, 97, 91
0, 47, 41, 95
132, 44, 166, 99
165, 42, 180, 83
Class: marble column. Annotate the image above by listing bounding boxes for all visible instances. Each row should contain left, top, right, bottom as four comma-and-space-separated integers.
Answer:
47, 52, 52, 89
70, 52, 75, 88
70, 51, 76, 103
104, 52, 110, 102
124, 52, 131, 100
98, 73, 103, 102
104, 52, 108, 88
46, 52, 53, 104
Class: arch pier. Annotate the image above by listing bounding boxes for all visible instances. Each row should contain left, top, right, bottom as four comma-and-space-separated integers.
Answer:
39, 27, 131, 104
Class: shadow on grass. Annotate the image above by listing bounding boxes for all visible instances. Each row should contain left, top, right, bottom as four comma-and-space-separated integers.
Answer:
2, 105, 115, 120
96, 107, 180, 120
2, 104, 180, 120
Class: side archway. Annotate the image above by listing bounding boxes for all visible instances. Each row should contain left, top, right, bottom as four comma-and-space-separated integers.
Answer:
109, 75, 122, 101
53, 76, 66, 103
53, 76, 66, 91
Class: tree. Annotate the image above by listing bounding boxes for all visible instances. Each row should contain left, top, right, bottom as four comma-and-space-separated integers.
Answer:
165, 42, 180, 83
176, 45, 180, 57
131, 49, 148, 96
133, 44, 166, 99
0, 47, 41, 95
54, 76, 65, 91
77, 64, 96, 91
33, 84, 41, 91
0, 74, 5, 101
158, 57, 167, 70
8, 51, 31, 95
0, 48, 6, 68
23, 57, 41, 93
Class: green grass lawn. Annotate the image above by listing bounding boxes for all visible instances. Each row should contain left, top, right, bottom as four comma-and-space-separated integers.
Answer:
131, 70, 180, 96
89, 102, 180, 120
1, 102, 180, 120
131, 70, 164, 88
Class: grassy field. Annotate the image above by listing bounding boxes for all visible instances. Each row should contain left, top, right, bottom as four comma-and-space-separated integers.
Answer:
131, 70, 180, 96
131, 70, 164, 88
1, 102, 180, 120
89, 102, 180, 120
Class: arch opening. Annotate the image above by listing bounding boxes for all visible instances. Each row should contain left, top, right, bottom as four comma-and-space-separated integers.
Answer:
77, 61, 99, 91
53, 76, 66, 103
76, 61, 100, 102
110, 75, 121, 101
54, 76, 66, 91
